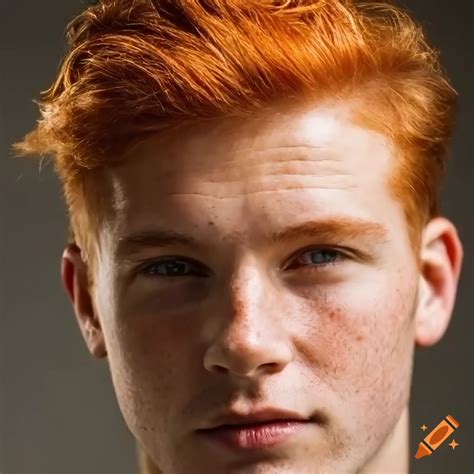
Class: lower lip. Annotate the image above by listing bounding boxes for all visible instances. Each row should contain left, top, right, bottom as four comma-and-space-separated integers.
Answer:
198, 420, 313, 450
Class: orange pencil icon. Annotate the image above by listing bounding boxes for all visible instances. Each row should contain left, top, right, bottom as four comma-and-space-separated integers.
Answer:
415, 414, 460, 459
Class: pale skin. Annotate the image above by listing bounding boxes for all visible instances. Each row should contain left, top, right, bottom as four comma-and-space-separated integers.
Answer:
61, 100, 463, 474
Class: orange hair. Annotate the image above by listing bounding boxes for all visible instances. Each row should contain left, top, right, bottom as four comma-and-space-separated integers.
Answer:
11, 1, 457, 470
12, 0, 456, 264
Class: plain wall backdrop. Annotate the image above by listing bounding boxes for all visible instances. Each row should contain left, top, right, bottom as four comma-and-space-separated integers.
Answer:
1, 1, 472, 473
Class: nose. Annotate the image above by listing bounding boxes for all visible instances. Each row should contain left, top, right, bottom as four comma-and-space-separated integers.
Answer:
202, 263, 293, 378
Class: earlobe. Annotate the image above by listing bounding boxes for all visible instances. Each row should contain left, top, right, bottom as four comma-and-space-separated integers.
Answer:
61, 244, 108, 359
415, 217, 463, 347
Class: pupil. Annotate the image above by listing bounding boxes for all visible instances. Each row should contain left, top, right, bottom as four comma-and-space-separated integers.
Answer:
311, 250, 335, 264
166, 262, 186, 274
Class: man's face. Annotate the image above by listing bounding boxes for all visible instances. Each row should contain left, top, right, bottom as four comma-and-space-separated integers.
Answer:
91, 101, 421, 473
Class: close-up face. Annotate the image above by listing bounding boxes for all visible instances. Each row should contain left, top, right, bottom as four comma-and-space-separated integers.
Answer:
67, 100, 453, 473
87, 100, 422, 473
8, 0, 470, 471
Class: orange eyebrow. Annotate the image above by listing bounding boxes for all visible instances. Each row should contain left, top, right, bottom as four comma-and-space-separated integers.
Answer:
269, 218, 388, 245
116, 217, 388, 258
116, 229, 204, 259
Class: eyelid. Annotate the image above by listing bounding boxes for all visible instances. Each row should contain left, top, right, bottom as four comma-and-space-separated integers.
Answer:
284, 246, 349, 270
133, 245, 359, 278
138, 256, 208, 277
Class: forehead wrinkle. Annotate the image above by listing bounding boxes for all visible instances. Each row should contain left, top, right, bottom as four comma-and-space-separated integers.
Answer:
195, 172, 354, 187
233, 144, 327, 153
156, 155, 355, 205
215, 145, 335, 164
159, 152, 341, 180
165, 181, 357, 199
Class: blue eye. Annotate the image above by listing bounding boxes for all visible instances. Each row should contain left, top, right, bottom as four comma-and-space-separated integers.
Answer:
138, 248, 346, 279
140, 259, 206, 277
289, 248, 345, 270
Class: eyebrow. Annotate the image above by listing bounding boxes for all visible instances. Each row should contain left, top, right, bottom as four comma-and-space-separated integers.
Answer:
116, 218, 388, 258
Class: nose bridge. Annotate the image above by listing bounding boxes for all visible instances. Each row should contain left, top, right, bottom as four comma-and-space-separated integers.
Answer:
228, 257, 265, 320
224, 252, 276, 334
202, 255, 294, 377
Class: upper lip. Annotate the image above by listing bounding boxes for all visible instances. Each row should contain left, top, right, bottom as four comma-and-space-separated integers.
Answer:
197, 407, 312, 431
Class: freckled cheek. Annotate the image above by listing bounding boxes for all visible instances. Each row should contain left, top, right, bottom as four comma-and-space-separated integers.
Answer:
327, 309, 413, 422
299, 290, 413, 389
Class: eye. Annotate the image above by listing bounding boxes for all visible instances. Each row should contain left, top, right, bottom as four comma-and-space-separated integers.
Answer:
139, 258, 207, 278
286, 248, 347, 271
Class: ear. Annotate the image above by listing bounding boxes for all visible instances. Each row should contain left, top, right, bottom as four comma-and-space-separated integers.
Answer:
415, 217, 463, 347
61, 243, 107, 359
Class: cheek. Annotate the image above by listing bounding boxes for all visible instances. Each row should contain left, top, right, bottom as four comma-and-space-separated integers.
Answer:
105, 307, 200, 424
117, 314, 197, 386
296, 279, 416, 417
109, 278, 208, 380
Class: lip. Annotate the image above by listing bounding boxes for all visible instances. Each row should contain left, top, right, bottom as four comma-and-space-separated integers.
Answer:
196, 407, 315, 450
197, 420, 314, 450
198, 407, 312, 430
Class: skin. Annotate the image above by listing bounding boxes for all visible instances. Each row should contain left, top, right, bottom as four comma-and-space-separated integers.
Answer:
62, 100, 463, 474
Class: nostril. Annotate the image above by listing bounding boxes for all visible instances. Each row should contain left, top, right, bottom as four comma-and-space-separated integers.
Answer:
213, 365, 228, 374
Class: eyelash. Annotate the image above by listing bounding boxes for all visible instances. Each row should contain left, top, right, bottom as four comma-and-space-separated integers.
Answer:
137, 248, 348, 278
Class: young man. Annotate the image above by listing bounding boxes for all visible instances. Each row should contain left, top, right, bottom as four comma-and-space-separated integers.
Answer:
13, 1, 463, 473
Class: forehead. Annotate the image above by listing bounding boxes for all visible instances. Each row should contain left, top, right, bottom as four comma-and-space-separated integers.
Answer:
102, 100, 405, 249
117, 100, 392, 178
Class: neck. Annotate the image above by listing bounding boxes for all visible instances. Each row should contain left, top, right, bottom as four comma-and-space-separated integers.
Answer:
137, 442, 163, 474
359, 405, 410, 473
137, 407, 410, 474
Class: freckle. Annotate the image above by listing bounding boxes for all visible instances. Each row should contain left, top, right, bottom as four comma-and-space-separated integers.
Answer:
356, 335, 363, 342
208, 220, 215, 226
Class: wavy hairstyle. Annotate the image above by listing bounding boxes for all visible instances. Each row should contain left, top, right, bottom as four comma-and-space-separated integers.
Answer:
12, 0, 456, 264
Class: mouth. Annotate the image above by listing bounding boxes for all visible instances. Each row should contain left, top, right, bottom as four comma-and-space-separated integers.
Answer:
197, 418, 316, 450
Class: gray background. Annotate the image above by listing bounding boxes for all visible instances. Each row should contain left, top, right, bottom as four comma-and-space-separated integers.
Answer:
0, 1, 472, 473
